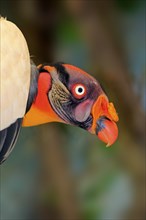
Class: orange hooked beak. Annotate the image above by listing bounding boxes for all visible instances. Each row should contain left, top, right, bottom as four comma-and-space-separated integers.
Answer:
89, 94, 119, 146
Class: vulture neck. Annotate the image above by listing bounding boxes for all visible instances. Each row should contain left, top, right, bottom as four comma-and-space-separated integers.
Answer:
23, 64, 62, 127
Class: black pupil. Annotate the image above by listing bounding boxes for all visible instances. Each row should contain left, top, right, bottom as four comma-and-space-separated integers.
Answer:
78, 87, 83, 93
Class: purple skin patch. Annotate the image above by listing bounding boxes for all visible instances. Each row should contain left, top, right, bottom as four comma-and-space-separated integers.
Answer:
74, 100, 94, 122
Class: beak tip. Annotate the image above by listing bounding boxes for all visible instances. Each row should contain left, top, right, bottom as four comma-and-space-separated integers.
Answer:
106, 143, 111, 148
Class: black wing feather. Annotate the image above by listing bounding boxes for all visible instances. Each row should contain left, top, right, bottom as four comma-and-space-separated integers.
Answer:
0, 118, 22, 164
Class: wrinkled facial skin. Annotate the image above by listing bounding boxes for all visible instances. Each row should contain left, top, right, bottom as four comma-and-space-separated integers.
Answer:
46, 63, 104, 130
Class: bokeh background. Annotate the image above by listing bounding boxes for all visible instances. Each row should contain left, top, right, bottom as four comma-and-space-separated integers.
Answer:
0, 0, 145, 219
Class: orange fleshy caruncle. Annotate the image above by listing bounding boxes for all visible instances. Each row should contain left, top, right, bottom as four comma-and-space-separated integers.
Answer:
90, 94, 119, 146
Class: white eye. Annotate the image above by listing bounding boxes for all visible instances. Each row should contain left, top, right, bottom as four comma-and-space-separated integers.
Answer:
72, 84, 87, 99
75, 85, 85, 95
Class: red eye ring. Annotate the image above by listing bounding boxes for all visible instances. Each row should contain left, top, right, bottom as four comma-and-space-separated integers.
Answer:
72, 84, 87, 99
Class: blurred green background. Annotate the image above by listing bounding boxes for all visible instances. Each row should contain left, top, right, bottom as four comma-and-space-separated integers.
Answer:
0, 0, 145, 219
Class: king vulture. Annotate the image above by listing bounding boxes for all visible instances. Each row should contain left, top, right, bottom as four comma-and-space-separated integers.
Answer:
0, 18, 119, 164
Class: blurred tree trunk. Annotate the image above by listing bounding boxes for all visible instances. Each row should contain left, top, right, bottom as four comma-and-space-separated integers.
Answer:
65, 0, 145, 219
37, 124, 81, 220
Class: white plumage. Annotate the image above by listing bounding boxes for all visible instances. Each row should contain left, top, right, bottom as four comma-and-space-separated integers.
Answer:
0, 17, 30, 130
